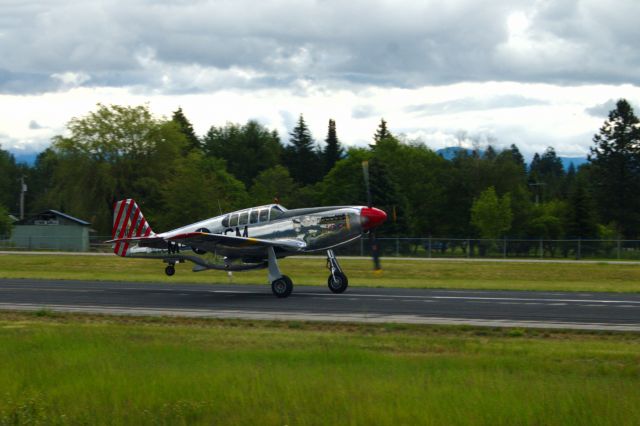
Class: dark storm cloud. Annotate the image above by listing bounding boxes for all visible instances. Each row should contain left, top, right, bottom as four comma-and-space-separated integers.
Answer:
1, 0, 639, 95
0, 69, 58, 94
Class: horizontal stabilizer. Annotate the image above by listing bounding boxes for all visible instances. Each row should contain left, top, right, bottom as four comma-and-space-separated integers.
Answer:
105, 236, 166, 249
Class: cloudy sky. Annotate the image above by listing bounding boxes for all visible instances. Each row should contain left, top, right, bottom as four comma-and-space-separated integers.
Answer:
1, 0, 639, 159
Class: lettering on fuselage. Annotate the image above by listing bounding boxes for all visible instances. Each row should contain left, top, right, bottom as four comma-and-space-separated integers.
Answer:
224, 226, 249, 237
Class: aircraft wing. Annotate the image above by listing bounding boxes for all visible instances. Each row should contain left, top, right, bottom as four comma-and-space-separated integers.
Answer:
168, 232, 306, 253
107, 232, 305, 255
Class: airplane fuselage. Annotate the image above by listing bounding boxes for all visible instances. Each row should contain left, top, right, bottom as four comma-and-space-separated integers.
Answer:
127, 204, 381, 266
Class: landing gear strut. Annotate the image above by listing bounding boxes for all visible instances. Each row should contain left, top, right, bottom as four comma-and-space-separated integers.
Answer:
326, 249, 348, 293
268, 247, 293, 298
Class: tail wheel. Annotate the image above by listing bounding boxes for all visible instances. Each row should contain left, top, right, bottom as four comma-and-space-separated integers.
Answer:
165, 265, 175, 276
272, 275, 293, 298
328, 272, 348, 293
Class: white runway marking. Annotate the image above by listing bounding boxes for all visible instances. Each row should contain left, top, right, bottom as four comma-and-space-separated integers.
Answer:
301, 292, 640, 305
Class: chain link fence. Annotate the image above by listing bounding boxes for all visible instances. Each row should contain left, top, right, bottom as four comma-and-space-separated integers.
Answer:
334, 237, 640, 260
1, 235, 640, 260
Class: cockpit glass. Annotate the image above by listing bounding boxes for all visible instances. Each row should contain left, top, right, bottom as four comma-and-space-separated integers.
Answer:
229, 214, 238, 227
250, 210, 259, 224
259, 209, 268, 222
221, 215, 230, 227
239, 212, 248, 226
270, 206, 284, 221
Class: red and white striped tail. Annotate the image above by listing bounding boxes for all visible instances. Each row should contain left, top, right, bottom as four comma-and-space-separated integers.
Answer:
111, 199, 154, 257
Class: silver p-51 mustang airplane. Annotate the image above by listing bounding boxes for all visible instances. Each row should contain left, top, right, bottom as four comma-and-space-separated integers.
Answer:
107, 199, 387, 297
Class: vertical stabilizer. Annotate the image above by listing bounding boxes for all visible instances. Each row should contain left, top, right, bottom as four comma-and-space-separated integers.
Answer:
111, 199, 154, 257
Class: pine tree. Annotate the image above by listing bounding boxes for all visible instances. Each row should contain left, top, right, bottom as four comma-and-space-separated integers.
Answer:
565, 175, 597, 238
589, 99, 640, 237
283, 114, 322, 185
171, 107, 201, 152
563, 163, 576, 197
323, 119, 344, 174
373, 118, 391, 145
483, 145, 497, 161
508, 144, 526, 173
529, 147, 565, 200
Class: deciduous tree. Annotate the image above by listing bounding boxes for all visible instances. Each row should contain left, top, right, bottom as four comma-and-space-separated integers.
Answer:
45, 104, 186, 233
250, 165, 298, 206
470, 187, 512, 239
203, 120, 282, 187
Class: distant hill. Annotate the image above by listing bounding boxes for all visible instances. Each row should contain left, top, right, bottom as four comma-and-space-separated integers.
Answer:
559, 157, 588, 170
436, 146, 480, 160
436, 147, 587, 170
10, 151, 39, 166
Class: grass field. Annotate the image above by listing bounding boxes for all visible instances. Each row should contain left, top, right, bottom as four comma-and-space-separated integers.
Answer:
0, 311, 639, 425
1, 253, 640, 292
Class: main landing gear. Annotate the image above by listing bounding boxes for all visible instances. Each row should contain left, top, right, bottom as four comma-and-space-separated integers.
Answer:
267, 248, 348, 298
326, 249, 348, 293
268, 247, 293, 298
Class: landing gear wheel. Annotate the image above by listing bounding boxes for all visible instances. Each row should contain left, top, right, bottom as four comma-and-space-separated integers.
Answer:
271, 275, 293, 298
165, 265, 175, 276
328, 272, 348, 294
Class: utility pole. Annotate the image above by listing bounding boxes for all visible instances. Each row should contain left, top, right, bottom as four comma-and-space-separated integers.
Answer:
528, 182, 546, 206
19, 176, 27, 220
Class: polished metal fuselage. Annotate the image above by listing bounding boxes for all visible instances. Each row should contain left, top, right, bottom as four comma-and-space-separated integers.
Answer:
127, 205, 365, 267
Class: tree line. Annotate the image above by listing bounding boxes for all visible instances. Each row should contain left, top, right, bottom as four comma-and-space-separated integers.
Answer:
1, 99, 639, 240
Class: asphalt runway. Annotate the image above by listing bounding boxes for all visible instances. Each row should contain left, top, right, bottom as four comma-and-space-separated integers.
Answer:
1, 278, 639, 331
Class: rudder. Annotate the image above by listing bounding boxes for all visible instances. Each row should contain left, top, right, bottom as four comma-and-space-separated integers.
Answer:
112, 199, 154, 257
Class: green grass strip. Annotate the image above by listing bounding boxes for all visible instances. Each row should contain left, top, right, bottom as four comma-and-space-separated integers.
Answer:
1, 254, 640, 292
1, 311, 639, 425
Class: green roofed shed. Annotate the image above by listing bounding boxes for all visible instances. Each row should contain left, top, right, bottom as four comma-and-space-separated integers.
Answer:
11, 210, 91, 251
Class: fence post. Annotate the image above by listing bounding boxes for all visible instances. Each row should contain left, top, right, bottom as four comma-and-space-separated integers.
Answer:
360, 238, 364, 257
503, 237, 507, 258
539, 238, 543, 259
396, 237, 400, 257
617, 239, 621, 260
467, 239, 471, 258
428, 237, 432, 258
577, 238, 581, 260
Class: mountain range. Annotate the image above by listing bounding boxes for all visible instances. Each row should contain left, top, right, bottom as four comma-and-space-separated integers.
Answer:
435, 147, 587, 170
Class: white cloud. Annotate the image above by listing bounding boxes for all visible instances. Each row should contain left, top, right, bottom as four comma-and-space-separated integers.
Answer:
1, 81, 639, 159
1, 0, 639, 158
51, 71, 91, 87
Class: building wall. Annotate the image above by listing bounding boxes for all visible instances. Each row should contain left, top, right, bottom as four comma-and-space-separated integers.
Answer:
10, 225, 89, 251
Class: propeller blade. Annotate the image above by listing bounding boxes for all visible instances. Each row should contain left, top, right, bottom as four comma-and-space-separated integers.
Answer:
362, 160, 372, 208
